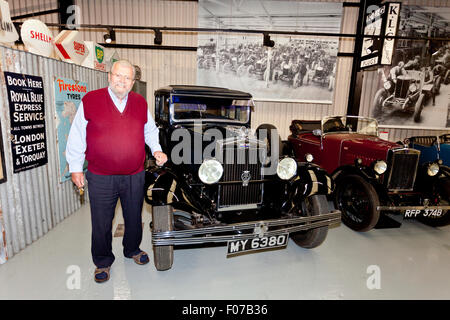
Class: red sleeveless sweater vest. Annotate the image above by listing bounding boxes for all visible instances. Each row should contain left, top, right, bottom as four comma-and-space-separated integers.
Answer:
83, 88, 147, 175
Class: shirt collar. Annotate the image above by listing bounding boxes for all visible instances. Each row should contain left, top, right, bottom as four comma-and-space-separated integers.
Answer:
108, 86, 128, 107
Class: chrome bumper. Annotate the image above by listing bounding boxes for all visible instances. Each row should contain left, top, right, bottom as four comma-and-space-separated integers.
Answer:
377, 205, 450, 211
152, 211, 341, 246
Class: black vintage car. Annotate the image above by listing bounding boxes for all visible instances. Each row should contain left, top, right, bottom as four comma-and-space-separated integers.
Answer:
372, 70, 424, 122
145, 85, 341, 271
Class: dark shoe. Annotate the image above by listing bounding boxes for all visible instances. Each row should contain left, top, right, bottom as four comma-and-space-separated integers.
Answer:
94, 267, 111, 283
131, 251, 149, 265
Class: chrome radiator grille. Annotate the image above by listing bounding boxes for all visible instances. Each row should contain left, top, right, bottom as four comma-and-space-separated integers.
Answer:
217, 147, 264, 209
385, 149, 420, 191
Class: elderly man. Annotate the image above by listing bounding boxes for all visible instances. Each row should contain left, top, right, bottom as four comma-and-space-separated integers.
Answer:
66, 59, 168, 283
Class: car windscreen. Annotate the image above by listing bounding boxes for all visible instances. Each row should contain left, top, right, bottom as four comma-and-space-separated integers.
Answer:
171, 95, 252, 123
322, 116, 378, 136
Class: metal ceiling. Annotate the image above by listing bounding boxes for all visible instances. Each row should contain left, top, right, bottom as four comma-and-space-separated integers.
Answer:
198, 0, 343, 33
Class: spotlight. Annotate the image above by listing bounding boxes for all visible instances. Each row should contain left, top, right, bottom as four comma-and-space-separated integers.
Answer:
103, 28, 116, 44
263, 33, 274, 47
154, 29, 162, 45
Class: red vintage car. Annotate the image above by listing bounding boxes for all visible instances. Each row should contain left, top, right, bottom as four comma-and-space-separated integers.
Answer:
287, 115, 450, 231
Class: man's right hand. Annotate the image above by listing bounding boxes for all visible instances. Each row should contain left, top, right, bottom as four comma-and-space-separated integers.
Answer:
71, 172, 84, 189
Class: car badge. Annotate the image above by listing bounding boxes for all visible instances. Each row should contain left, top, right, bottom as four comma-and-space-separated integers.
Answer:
241, 170, 251, 187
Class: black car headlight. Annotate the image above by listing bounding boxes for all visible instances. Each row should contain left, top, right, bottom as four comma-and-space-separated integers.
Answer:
383, 81, 391, 90
198, 159, 223, 184
427, 163, 439, 176
276, 157, 297, 180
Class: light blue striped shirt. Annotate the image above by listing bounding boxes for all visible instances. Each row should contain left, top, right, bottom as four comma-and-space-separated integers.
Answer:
66, 87, 162, 173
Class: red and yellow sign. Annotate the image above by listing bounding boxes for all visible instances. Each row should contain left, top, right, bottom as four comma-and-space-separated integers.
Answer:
54, 30, 89, 64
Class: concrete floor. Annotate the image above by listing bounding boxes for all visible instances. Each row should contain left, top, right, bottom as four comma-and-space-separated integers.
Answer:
0, 202, 449, 300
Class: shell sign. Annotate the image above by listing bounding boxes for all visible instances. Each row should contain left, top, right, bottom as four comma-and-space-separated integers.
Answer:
20, 19, 54, 57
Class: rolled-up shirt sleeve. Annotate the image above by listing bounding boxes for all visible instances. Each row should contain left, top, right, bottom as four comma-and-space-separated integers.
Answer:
66, 101, 87, 173
144, 109, 162, 155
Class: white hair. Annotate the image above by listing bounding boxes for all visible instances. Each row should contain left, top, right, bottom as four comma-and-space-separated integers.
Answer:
111, 59, 136, 80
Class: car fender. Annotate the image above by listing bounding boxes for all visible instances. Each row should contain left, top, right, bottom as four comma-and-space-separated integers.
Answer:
145, 167, 206, 214
145, 167, 182, 206
290, 163, 334, 198
331, 165, 387, 197
332, 164, 377, 181
416, 163, 450, 184
414, 164, 450, 198
439, 165, 450, 178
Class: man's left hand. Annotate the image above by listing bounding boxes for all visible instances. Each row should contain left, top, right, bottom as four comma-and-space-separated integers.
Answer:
154, 151, 168, 166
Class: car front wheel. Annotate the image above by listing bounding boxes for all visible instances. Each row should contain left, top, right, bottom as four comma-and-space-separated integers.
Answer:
151, 205, 174, 271
413, 94, 425, 123
335, 174, 380, 232
290, 194, 329, 248
418, 178, 450, 227
372, 89, 387, 118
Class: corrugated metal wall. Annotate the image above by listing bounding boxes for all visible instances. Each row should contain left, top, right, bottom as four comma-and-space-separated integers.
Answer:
75, 0, 198, 102
0, 46, 108, 259
72, 0, 360, 139
7, 0, 449, 139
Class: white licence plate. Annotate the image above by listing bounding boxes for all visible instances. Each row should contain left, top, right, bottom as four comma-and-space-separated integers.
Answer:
227, 234, 288, 257
404, 209, 443, 218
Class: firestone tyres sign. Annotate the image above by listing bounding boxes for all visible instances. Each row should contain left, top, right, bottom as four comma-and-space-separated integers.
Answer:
4, 72, 48, 173
54, 77, 88, 182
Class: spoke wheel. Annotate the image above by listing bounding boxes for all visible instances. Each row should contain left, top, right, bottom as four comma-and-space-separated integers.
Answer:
335, 174, 380, 232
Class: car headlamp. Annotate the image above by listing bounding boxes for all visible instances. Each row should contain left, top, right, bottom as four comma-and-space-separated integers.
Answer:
198, 159, 223, 184
383, 81, 391, 90
427, 163, 439, 176
277, 157, 297, 180
305, 153, 314, 163
373, 160, 387, 174
409, 83, 418, 93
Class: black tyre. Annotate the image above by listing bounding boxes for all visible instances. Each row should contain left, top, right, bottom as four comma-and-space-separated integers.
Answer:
256, 123, 283, 164
372, 89, 387, 118
290, 194, 329, 248
334, 174, 380, 232
418, 178, 450, 227
413, 94, 425, 123
151, 205, 174, 271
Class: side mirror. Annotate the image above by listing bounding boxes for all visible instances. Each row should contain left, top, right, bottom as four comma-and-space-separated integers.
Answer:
312, 129, 322, 137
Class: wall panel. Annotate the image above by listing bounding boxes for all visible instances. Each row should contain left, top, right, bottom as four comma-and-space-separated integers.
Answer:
0, 45, 107, 259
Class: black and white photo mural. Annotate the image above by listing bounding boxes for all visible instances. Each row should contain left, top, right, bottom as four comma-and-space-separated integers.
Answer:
197, 1, 343, 102
368, 5, 450, 129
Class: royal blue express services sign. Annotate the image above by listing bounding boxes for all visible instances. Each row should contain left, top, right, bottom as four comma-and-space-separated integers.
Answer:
4, 71, 48, 173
